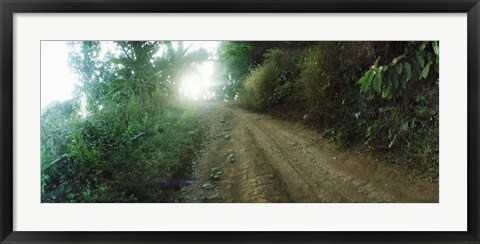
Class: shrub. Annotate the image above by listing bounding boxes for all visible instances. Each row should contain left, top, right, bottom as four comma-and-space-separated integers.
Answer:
242, 61, 276, 111
41, 96, 203, 203
241, 48, 304, 112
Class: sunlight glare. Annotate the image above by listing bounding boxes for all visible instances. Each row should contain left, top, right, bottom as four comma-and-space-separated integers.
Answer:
180, 75, 204, 100
180, 61, 217, 100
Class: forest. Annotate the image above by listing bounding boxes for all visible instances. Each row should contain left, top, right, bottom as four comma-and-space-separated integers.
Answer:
41, 41, 439, 203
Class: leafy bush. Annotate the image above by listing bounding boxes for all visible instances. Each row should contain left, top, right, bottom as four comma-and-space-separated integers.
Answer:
41, 96, 203, 202
242, 61, 276, 111
241, 48, 304, 112
357, 41, 439, 100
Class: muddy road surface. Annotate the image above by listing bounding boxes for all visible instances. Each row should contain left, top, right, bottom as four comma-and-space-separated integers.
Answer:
178, 102, 438, 203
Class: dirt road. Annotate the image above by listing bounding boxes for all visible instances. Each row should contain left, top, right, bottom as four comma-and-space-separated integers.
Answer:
178, 102, 438, 203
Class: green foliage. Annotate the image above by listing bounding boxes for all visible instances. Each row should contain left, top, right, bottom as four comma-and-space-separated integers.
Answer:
41, 100, 78, 165
241, 48, 303, 111
68, 41, 115, 111
299, 42, 351, 125
108, 41, 161, 99
42, 41, 207, 202
243, 61, 276, 111
218, 42, 259, 100
357, 41, 439, 100
218, 41, 312, 100
42, 94, 203, 202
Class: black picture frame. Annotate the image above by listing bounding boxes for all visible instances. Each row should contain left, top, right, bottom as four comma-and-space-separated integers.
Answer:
1, 0, 479, 243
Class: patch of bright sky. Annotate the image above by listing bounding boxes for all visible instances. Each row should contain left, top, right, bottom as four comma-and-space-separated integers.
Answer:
99, 41, 121, 59
41, 41, 79, 109
41, 41, 221, 109
154, 41, 220, 59
184, 41, 220, 58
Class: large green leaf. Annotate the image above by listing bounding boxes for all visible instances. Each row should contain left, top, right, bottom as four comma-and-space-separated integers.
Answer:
395, 63, 403, 75
359, 70, 374, 93
373, 72, 383, 94
403, 62, 412, 81
373, 57, 380, 67
367, 70, 375, 88
382, 82, 392, 99
357, 71, 368, 85
420, 61, 432, 79
419, 41, 428, 51
432, 41, 439, 56
416, 51, 425, 68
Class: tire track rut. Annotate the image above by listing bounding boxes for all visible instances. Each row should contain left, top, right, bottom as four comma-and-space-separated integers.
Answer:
180, 102, 438, 203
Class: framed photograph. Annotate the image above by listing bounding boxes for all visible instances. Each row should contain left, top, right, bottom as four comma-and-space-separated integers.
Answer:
1, 0, 479, 243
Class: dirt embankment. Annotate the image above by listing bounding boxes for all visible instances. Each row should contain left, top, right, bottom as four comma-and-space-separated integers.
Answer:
177, 102, 438, 203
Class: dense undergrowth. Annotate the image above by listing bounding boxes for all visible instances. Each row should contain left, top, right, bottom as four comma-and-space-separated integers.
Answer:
41, 95, 203, 203
41, 41, 207, 202
221, 41, 439, 180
